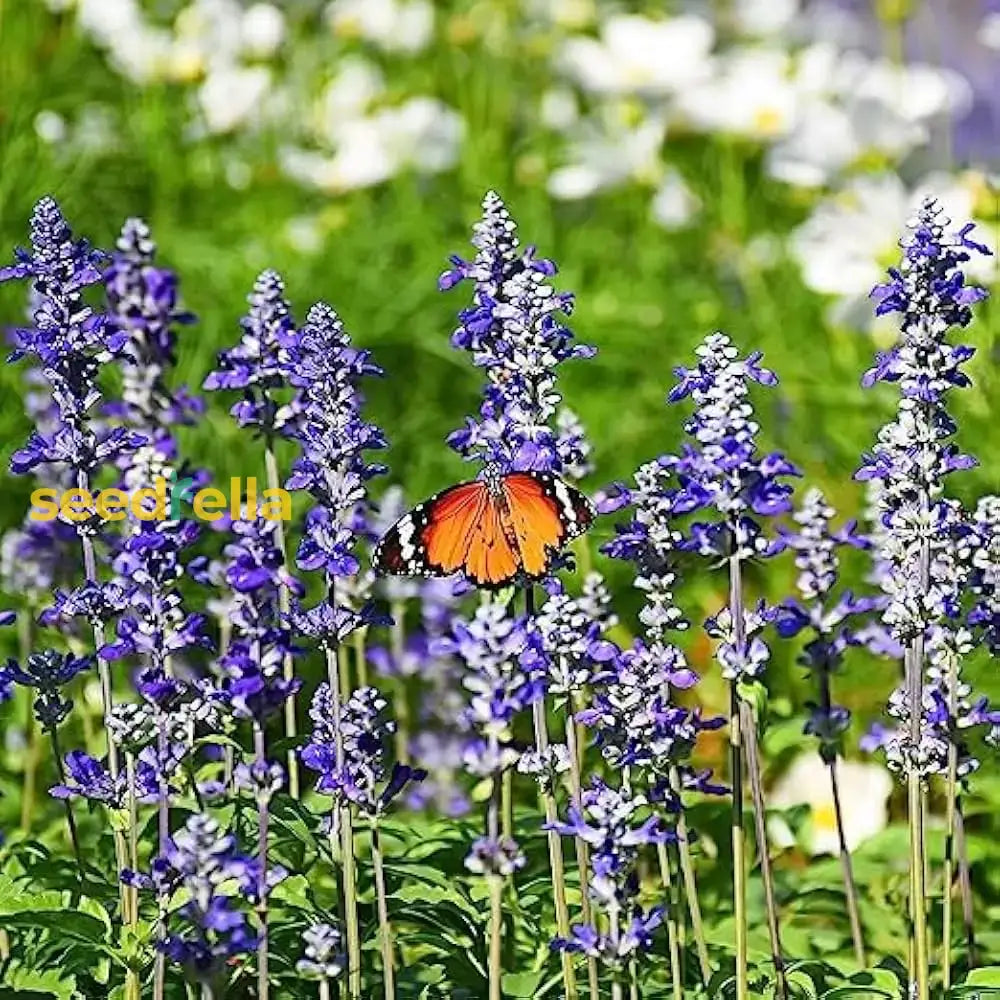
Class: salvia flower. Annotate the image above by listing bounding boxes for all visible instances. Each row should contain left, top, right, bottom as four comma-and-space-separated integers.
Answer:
434, 600, 541, 742
965, 495, 999, 654
216, 510, 301, 721
857, 197, 989, 643
142, 814, 260, 985
548, 778, 669, 969
4, 650, 92, 728
296, 922, 345, 981
203, 269, 297, 434
776, 488, 886, 761
302, 685, 425, 816
521, 584, 620, 700
858, 198, 990, 779
2, 196, 141, 478
284, 301, 387, 644
705, 600, 776, 682
441, 190, 596, 473
105, 217, 202, 449
464, 835, 526, 877
50, 746, 166, 806
666, 332, 797, 560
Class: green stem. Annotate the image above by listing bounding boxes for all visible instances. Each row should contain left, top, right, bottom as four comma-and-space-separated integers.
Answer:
671, 766, 711, 984
254, 721, 271, 1000
18, 611, 38, 833
740, 701, 786, 1000
342, 808, 361, 999
727, 551, 749, 1000
126, 752, 140, 927
955, 801, 977, 967
48, 726, 84, 876
942, 649, 960, 991
389, 600, 410, 764
371, 822, 396, 999
531, 699, 577, 1000
489, 874, 503, 1000
564, 701, 600, 1000
265, 443, 300, 800
828, 759, 866, 967
657, 842, 684, 1000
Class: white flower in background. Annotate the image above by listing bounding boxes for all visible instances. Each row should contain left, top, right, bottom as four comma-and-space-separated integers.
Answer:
547, 108, 667, 200
766, 101, 859, 187
650, 168, 700, 229
327, 0, 434, 54
382, 98, 465, 173
730, 0, 799, 37
174, 0, 246, 68
558, 14, 714, 98
34, 110, 68, 144
765, 45, 975, 188
980, 12, 1000, 50
539, 88, 579, 131
677, 48, 800, 139
241, 3, 286, 58
198, 65, 272, 134
835, 51, 973, 126
318, 57, 385, 141
770, 754, 892, 856
76, 0, 174, 83
282, 98, 463, 193
790, 172, 996, 328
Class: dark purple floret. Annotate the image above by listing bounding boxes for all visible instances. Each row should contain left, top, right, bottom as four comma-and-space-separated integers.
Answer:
5, 649, 92, 727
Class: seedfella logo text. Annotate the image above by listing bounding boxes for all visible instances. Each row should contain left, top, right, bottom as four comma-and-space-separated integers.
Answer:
29, 475, 291, 523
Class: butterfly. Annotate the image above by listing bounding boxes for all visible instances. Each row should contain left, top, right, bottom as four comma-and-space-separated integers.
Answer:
372, 466, 595, 589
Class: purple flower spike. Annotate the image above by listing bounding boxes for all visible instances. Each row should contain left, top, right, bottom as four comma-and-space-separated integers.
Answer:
859, 197, 992, 781
203, 269, 297, 434
3, 197, 139, 478
442, 191, 595, 474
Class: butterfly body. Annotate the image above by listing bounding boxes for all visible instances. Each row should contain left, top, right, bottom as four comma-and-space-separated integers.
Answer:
373, 468, 595, 589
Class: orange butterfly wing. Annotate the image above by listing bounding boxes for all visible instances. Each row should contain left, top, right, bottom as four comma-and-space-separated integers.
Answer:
503, 472, 595, 578
374, 472, 594, 588
420, 482, 519, 587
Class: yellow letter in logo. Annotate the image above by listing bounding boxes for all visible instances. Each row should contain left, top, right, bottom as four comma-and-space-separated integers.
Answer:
61, 488, 93, 523
29, 488, 59, 521
97, 489, 128, 522
131, 476, 169, 521
261, 489, 291, 522
193, 488, 227, 522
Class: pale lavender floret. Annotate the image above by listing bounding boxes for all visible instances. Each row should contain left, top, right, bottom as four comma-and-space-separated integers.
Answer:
297, 923, 345, 981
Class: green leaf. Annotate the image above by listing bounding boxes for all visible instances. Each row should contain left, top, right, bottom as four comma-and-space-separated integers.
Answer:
0, 964, 78, 1000
501, 971, 544, 997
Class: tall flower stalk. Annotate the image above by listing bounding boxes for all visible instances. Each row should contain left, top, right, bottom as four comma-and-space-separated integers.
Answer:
217, 510, 301, 1000
667, 333, 797, 1000
285, 301, 387, 998
439, 189, 597, 1000
204, 270, 301, 794
857, 196, 990, 999
303, 686, 424, 999
436, 601, 535, 1000
777, 488, 888, 965
602, 455, 728, 988
2, 197, 142, 778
